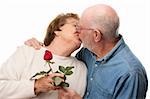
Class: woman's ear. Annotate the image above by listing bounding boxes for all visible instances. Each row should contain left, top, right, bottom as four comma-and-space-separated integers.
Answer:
94, 30, 102, 42
54, 27, 63, 36
54, 30, 61, 36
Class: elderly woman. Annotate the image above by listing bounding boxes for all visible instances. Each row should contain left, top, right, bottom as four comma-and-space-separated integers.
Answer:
0, 13, 87, 99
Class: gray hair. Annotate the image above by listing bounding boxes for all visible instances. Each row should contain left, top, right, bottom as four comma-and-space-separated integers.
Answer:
91, 14, 120, 41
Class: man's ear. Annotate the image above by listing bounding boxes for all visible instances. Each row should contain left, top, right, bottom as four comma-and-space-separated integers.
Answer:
94, 30, 102, 42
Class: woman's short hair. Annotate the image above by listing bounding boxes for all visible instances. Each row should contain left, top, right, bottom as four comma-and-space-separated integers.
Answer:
44, 13, 79, 46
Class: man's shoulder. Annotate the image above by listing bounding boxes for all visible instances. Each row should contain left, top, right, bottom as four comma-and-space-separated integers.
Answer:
76, 47, 91, 59
78, 47, 90, 53
118, 46, 144, 71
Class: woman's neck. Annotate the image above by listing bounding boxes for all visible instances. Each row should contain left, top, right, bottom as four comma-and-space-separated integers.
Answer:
45, 39, 81, 57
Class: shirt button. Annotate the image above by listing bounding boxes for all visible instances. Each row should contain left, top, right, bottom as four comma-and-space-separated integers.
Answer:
95, 64, 98, 67
90, 78, 93, 81
86, 92, 89, 96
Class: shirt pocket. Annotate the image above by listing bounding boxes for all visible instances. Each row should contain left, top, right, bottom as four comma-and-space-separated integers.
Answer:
93, 69, 115, 98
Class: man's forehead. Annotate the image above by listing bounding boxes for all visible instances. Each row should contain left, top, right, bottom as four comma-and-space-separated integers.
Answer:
78, 19, 87, 26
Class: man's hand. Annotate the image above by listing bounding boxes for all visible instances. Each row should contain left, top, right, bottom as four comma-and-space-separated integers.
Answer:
34, 73, 64, 95
24, 38, 43, 50
58, 88, 82, 99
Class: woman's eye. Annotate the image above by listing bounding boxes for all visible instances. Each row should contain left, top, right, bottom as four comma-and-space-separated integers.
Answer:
73, 24, 77, 27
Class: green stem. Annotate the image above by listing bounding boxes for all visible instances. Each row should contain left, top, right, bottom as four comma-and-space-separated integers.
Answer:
48, 63, 53, 73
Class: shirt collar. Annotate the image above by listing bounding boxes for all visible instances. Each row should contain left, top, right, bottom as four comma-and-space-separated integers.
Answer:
92, 35, 126, 64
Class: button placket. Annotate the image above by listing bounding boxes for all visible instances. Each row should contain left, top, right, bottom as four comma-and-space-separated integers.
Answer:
90, 78, 93, 81
86, 92, 89, 97
95, 64, 98, 67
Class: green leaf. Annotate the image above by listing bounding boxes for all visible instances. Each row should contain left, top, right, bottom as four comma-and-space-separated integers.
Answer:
65, 71, 73, 75
59, 66, 66, 73
52, 76, 63, 86
66, 66, 74, 71
59, 82, 69, 87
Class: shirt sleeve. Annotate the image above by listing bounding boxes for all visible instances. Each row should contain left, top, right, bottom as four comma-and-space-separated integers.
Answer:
113, 70, 148, 99
0, 46, 36, 98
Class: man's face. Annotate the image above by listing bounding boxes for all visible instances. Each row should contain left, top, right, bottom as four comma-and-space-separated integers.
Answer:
77, 18, 94, 49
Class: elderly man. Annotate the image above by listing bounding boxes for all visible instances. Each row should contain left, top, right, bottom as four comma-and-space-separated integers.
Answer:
25, 4, 148, 99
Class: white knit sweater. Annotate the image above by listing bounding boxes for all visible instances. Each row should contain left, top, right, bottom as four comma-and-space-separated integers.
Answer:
0, 45, 87, 99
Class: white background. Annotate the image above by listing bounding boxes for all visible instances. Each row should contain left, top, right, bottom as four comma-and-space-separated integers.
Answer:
0, 0, 149, 98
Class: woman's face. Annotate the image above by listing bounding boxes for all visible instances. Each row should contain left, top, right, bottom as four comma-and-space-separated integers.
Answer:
59, 18, 80, 43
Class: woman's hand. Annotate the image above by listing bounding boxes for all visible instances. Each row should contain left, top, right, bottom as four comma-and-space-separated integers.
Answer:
34, 73, 64, 95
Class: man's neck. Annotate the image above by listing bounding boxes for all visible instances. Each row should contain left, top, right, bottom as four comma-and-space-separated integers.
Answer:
45, 39, 81, 57
93, 38, 120, 60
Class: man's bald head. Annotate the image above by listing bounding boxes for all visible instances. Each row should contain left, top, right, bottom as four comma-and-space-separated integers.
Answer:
82, 4, 118, 18
81, 4, 120, 41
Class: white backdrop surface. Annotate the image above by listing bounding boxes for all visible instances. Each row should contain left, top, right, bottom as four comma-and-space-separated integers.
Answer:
0, 0, 149, 98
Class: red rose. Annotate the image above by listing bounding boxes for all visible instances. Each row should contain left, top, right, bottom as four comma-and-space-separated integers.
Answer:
44, 50, 53, 61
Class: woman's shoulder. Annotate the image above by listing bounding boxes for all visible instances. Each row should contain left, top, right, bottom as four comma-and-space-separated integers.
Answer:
17, 45, 35, 51
17, 45, 44, 53
15, 45, 45, 59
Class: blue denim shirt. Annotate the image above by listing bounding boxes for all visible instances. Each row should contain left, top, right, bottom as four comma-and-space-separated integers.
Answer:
76, 36, 148, 99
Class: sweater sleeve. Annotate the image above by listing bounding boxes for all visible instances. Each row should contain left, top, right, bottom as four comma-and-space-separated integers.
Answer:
77, 62, 87, 97
0, 46, 36, 98
71, 60, 87, 97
